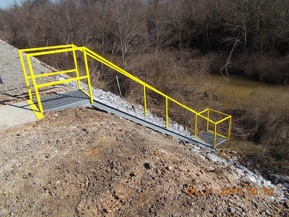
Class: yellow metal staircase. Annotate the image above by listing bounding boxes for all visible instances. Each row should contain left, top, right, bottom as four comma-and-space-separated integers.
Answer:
19, 44, 232, 149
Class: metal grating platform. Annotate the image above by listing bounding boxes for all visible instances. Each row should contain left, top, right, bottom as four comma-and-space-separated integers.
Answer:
34, 90, 90, 112
198, 131, 227, 147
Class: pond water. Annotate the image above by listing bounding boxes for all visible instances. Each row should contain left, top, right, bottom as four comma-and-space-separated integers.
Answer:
206, 74, 280, 109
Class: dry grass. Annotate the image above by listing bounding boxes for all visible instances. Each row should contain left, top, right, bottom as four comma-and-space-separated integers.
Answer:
72, 49, 220, 134
126, 50, 216, 103
220, 140, 289, 178
123, 50, 218, 129
221, 86, 289, 178
243, 87, 289, 145
210, 53, 289, 85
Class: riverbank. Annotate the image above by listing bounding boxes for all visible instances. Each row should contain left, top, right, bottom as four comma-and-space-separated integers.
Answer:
207, 74, 289, 182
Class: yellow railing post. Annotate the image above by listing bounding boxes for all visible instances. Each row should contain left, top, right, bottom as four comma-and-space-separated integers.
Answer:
194, 113, 198, 136
27, 54, 43, 113
214, 123, 217, 149
19, 50, 33, 100
228, 116, 232, 140
143, 86, 147, 116
72, 47, 81, 89
165, 97, 169, 129
207, 110, 210, 131
83, 49, 94, 104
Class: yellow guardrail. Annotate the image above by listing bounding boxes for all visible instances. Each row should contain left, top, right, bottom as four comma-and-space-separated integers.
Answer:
19, 44, 94, 114
197, 108, 232, 148
19, 44, 232, 148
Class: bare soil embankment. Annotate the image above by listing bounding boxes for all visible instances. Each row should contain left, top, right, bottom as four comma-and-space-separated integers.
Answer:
0, 107, 288, 216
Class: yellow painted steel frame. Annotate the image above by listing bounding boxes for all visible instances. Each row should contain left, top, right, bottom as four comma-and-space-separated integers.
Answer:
19, 44, 94, 116
198, 108, 232, 148
19, 44, 232, 148
78, 46, 232, 148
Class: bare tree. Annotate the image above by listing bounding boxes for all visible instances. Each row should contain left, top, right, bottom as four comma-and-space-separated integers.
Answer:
220, 38, 241, 109
110, 0, 147, 65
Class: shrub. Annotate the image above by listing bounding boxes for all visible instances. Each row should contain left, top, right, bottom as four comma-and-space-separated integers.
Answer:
210, 53, 289, 85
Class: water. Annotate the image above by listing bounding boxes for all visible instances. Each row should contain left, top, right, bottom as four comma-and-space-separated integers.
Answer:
206, 74, 280, 109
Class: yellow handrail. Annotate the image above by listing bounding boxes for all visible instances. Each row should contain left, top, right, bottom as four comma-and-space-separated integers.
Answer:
32, 69, 77, 78
37, 76, 88, 88
19, 45, 93, 113
19, 44, 232, 148
80, 46, 232, 147
20, 44, 75, 53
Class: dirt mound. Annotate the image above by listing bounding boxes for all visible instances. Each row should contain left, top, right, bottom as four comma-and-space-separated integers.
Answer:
0, 107, 288, 216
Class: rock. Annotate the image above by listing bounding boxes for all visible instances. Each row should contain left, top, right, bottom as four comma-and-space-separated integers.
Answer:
227, 207, 235, 213
234, 162, 244, 170
206, 153, 220, 163
165, 165, 173, 171
236, 207, 243, 213
265, 210, 271, 216
129, 172, 136, 177
207, 167, 215, 173
253, 202, 258, 209
227, 159, 234, 164
261, 180, 271, 186
144, 162, 153, 170
244, 173, 257, 183
284, 199, 289, 208
285, 189, 289, 197
114, 169, 121, 176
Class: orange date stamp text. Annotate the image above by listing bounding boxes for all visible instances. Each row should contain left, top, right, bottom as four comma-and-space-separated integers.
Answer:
187, 187, 275, 197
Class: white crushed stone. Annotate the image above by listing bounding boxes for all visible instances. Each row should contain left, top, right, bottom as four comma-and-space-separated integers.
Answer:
0, 39, 53, 94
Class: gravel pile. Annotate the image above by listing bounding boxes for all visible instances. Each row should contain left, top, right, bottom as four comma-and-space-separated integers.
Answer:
0, 39, 26, 94
0, 39, 53, 96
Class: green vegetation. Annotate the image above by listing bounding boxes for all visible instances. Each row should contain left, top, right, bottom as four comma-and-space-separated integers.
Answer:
0, 0, 288, 179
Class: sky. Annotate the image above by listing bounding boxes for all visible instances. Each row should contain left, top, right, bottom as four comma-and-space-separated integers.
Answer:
0, 0, 18, 9
0, 0, 59, 9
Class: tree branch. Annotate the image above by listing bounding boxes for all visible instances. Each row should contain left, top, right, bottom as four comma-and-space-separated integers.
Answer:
220, 38, 241, 109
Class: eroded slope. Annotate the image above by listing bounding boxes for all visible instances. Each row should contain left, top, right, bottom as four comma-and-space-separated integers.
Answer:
0, 107, 287, 216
